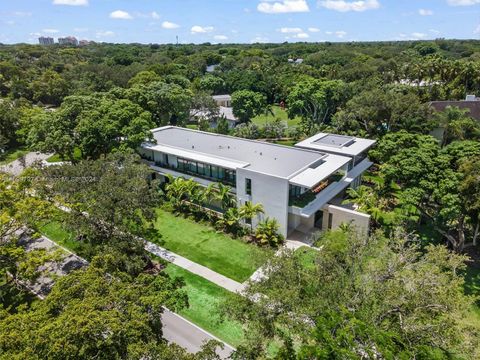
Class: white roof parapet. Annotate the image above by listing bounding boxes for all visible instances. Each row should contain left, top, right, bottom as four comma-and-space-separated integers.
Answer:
295, 133, 376, 157
289, 154, 351, 188
143, 143, 250, 170
212, 94, 232, 101
147, 126, 328, 178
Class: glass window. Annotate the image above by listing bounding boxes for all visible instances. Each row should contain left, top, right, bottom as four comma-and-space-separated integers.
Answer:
245, 178, 252, 195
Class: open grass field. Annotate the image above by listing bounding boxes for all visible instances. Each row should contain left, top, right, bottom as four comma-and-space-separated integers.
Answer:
252, 105, 301, 128
152, 209, 267, 282
0, 147, 29, 165
164, 264, 244, 347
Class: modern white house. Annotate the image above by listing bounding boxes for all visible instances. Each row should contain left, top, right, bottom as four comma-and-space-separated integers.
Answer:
139, 127, 376, 239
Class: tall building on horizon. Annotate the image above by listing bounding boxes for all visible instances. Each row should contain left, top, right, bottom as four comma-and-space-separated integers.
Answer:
58, 36, 78, 46
38, 36, 54, 45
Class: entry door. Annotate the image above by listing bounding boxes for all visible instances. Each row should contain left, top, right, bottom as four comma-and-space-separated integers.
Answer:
314, 210, 324, 229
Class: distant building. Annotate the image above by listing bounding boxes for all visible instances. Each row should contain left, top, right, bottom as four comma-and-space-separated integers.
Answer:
58, 36, 79, 46
190, 94, 239, 130
78, 40, 91, 46
430, 95, 480, 121
288, 58, 304, 65
212, 94, 232, 107
38, 36, 54, 45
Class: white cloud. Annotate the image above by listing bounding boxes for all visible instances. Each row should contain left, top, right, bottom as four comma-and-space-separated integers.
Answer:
335, 30, 347, 38
279, 27, 303, 33
251, 36, 269, 43
151, 11, 160, 19
53, 0, 88, 5
474, 24, 480, 34
109, 10, 132, 20
411, 32, 427, 39
294, 32, 310, 39
419, 9, 434, 16
447, 0, 480, 6
42, 28, 59, 33
319, 0, 380, 12
214, 35, 228, 41
257, 0, 310, 14
308, 27, 321, 32
162, 21, 180, 29
191, 25, 214, 34
96, 30, 115, 38
74, 27, 88, 32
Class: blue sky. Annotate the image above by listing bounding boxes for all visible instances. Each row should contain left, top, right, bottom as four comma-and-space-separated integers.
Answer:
1, 0, 480, 44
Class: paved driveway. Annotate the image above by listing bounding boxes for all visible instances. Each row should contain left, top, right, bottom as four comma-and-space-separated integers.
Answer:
0, 152, 51, 176
162, 309, 235, 358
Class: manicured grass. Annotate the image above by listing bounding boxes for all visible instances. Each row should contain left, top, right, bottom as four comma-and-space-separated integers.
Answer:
152, 209, 267, 282
37, 217, 88, 256
252, 105, 301, 128
464, 265, 480, 328
0, 147, 29, 165
46, 147, 82, 163
164, 263, 244, 347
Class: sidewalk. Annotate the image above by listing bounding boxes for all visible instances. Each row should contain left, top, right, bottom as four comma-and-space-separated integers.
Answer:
145, 242, 245, 293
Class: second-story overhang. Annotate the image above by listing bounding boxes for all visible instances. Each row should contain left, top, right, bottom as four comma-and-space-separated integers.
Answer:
288, 154, 351, 188
142, 142, 250, 170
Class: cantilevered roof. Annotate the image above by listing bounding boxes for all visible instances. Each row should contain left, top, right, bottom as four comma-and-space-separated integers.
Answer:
289, 154, 350, 188
147, 126, 342, 179
295, 133, 376, 157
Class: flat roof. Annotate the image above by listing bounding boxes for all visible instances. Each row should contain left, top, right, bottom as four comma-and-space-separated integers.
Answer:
212, 95, 232, 101
295, 133, 376, 157
145, 127, 350, 181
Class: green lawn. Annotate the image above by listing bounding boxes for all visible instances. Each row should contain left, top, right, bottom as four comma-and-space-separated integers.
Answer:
464, 265, 480, 329
0, 147, 29, 165
38, 220, 85, 254
46, 147, 82, 163
152, 209, 267, 282
164, 264, 244, 347
39, 218, 245, 347
252, 105, 301, 128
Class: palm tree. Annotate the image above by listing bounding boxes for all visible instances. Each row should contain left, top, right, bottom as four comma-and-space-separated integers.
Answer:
255, 218, 283, 247
239, 202, 264, 233
436, 106, 478, 147
217, 207, 242, 235
214, 183, 235, 211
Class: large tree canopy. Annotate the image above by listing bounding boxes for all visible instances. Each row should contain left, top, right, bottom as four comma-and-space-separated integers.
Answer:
224, 228, 479, 359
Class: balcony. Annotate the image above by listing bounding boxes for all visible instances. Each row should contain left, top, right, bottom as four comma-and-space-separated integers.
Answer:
289, 172, 345, 208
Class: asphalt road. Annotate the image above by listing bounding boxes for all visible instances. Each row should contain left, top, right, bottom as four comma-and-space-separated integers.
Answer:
162, 309, 235, 358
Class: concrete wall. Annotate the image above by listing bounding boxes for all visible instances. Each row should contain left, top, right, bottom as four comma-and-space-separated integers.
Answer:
236, 168, 290, 237
323, 204, 370, 235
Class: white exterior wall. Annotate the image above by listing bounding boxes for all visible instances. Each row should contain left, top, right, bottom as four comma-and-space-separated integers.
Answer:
323, 204, 370, 235
236, 168, 290, 237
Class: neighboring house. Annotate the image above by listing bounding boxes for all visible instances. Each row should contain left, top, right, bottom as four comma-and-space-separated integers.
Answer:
191, 95, 239, 129
288, 58, 304, 65
429, 95, 480, 121
212, 94, 232, 107
139, 127, 376, 238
